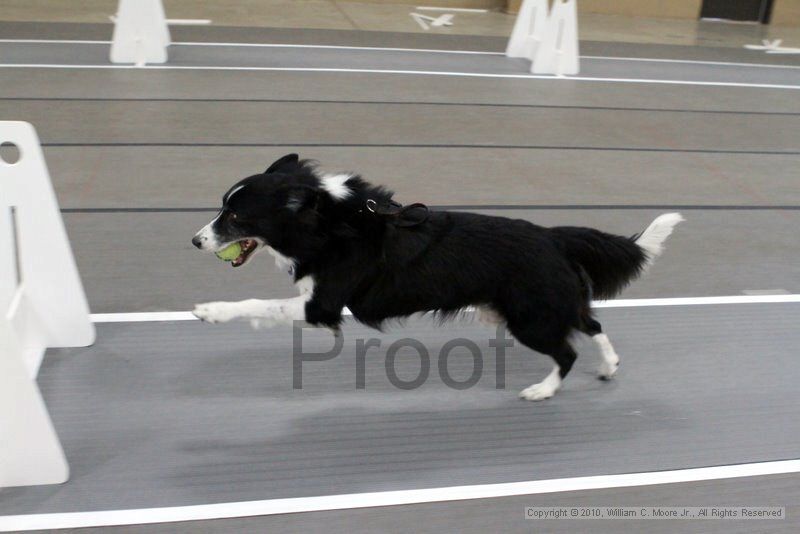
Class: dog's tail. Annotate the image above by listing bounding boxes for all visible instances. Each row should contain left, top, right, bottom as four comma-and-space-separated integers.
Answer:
552, 213, 684, 300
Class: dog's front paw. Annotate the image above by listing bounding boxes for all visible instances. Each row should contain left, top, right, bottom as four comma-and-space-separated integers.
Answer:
193, 302, 238, 324
519, 383, 556, 401
598, 359, 619, 380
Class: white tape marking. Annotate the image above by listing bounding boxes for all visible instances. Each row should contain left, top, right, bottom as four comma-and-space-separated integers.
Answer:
174, 41, 480, 54
593, 294, 800, 308
107, 17, 212, 26
582, 54, 800, 70
90, 311, 198, 323
89, 295, 800, 324
1, 64, 798, 90
0, 39, 109, 45
410, 12, 431, 31
742, 288, 790, 295
416, 6, 488, 12
166, 19, 212, 25
1, 459, 799, 531
744, 39, 800, 55
0, 38, 500, 56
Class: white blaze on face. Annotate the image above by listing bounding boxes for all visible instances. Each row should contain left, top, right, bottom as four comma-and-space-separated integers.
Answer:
194, 184, 249, 252
193, 211, 223, 251
225, 184, 246, 202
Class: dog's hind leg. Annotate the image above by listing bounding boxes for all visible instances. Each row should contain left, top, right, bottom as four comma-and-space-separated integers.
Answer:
580, 316, 620, 380
509, 322, 577, 401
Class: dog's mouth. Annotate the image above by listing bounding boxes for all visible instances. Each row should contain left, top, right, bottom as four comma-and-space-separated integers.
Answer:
231, 239, 258, 268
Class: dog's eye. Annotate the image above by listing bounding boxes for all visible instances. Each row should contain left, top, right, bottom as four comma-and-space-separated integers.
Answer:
228, 212, 238, 221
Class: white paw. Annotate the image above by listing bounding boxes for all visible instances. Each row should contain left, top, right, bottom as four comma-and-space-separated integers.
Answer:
593, 334, 620, 380
193, 302, 238, 324
519, 383, 557, 401
598, 359, 619, 380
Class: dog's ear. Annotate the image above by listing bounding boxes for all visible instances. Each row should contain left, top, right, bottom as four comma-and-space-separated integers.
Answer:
265, 153, 299, 174
282, 184, 319, 213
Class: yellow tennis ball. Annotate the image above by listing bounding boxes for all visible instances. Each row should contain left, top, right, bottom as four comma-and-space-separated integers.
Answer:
215, 242, 242, 261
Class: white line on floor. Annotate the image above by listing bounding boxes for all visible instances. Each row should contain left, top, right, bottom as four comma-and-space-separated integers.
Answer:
593, 294, 800, 307
0, 38, 501, 55
582, 54, 800, 70
416, 6, 489, 12
742, 288, 791, 295
2, 39, 800, 69
0, 39, 110, 45
1, 459, 799, 531
91, 311, 198, 323
1, 64, 798, 90
89, 294, 800, 323
172, 42, 488, 54
107, 17, 213, 26
166, 19, 213, 25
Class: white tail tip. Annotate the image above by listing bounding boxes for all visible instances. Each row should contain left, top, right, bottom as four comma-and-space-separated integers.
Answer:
636, 213, 685, 265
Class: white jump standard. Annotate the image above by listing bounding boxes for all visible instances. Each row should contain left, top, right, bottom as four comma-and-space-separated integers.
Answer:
0, 122, 95, 488
506, 0, 579, 75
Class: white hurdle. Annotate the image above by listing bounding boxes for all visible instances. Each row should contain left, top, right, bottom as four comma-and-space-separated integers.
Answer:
0, 122, 95, 488
110, 0, 171, 66
506, 0, 580, 75
505, 0, 548, 60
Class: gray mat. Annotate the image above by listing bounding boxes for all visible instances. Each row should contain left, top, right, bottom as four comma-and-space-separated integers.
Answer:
3, 70, 799, 113
41, 474, 800, 533
2, 41, 799, 88
2, 20, 798, 532
2, 99, 797, 152
1, 21, 798, 67
42, 146, 800, 209
1, 303, 799, 514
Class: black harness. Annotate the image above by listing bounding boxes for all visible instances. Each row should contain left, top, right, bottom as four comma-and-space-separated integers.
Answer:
364, 199, 430, 228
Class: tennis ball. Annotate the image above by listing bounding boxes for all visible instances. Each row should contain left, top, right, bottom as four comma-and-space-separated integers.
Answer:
215, 242, 242, 262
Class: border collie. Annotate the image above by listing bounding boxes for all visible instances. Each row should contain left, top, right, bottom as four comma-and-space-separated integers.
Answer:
192, 154, 683, 400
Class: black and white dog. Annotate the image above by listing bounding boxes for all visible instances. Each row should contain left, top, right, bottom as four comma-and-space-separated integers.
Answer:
192, 154, 683, 400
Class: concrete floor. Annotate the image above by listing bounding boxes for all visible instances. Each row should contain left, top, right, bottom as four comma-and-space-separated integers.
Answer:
2, 0, 800, 46
47, 474, 797, 534
3, 304, 800, 517
0, 17, 799, 534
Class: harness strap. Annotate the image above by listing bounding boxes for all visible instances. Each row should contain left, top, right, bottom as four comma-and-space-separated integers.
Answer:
365, 199, 429, 228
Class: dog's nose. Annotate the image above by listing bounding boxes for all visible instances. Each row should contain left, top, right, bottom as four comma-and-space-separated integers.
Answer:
192, 235, 203, 249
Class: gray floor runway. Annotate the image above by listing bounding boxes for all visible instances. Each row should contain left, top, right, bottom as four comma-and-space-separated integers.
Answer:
2, 303, 800, 516
1, 21, 799, 533
2, 41, 800, 87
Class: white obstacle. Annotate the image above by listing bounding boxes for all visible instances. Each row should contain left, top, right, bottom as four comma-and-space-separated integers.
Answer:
0, 121, 95, 488
532, 0, 579, 75
505, 0, 548, 60
110, 0, 171, 66
506, 0, 580, 75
